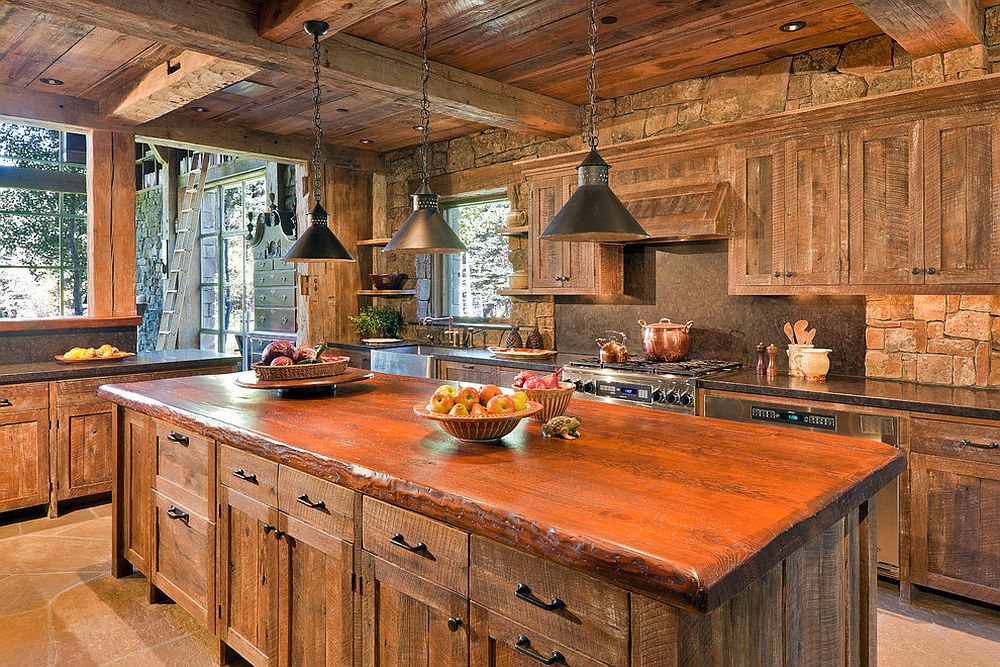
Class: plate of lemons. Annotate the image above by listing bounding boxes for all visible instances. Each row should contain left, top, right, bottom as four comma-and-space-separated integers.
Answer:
56, 344, 135, 363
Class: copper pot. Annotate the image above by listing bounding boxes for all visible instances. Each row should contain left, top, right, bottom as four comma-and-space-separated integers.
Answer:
638, 318, 693, 362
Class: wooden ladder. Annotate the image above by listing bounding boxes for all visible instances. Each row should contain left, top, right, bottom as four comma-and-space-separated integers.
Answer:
157, 153, 208, 350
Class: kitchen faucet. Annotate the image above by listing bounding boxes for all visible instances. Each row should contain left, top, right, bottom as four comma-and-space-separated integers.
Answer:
421, 316, 462, 347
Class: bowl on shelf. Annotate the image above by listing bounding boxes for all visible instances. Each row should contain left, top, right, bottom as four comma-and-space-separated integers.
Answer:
522, 381, 575, 421
413, 401, 543, 442
369, 273, 407, 290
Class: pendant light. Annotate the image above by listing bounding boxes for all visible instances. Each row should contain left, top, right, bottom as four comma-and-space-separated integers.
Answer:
383, 0, 466, 254
540, 0, 648, 243
282, 20, 355, 263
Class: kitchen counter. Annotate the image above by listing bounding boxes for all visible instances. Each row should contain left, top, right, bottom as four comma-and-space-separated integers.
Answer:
330, 339, 585, 373
99, 371, 902, 613
0, 349, 242, 385
699, 369, 1000, 420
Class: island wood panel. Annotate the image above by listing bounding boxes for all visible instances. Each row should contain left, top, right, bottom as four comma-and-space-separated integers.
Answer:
120, 408, 151, 575
923, 111, 1000, 285
0, 407, 50, 513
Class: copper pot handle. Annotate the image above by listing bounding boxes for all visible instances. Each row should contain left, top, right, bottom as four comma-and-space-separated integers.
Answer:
684, 320, 694, 333
637, 319, 647, 327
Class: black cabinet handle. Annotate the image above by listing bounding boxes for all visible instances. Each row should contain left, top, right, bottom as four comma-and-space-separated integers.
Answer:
926, 267, 937, 275
390, 532, 428, 553
912, 267, 922, 275
232, 469, 258, 484
515, 636, 565, 665
785, 271, 793, 277
773, 271, 781, 278
167, 432, 189, 445
166, 505, 189, 522
296, 494, 326, 509
515, 583, 565, 612
0, 399, 11, 407
959, 439, 999, 450
447, 617, 462, 631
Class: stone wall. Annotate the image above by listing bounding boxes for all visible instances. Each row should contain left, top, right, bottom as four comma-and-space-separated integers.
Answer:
866, 296, 1000, 387
135, 187, 163, 352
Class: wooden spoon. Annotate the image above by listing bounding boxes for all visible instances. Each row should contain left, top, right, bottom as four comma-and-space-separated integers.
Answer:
793, 320, 809, 345
783, 322, 795, 344
803, 327, 817, 344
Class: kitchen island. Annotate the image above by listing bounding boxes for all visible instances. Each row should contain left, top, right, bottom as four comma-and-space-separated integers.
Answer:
100, 372, 903, 666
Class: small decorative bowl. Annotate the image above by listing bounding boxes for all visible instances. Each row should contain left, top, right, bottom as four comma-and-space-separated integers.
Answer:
413, 401, 543, 442
522, 381, 575, 421
370, 273, 407, 290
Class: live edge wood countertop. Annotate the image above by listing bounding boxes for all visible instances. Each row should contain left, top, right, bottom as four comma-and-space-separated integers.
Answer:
98, 372, 904, 614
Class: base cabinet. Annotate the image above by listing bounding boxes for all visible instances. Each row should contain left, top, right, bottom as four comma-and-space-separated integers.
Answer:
0, 405, 50, 513
55, 402, 114, 501
152, 490, 215, 627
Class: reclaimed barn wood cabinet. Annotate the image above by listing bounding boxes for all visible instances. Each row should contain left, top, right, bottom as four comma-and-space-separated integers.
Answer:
0, 382, 50, 513
436, 360, 522, 387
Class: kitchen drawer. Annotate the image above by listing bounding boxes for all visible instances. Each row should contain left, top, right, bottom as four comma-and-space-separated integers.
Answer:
470, 536, 629, 666
154, 421, 214, 516
219, 444, 278, 506
256, 286, 295, 308
362, 496, 469, 595
253, 258, 273, 273
470, 603, 609, 667
277, 465, 355, 541
324, 346, 369, 371
153, 490, 214, 628
256, 306, 296, 333
0, 382, 49, 411
911, 416, 1000, 463
256, 270, 296, 288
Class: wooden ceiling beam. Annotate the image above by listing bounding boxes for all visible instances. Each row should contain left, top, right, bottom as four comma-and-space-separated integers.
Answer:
259, 0, 407, 47
0, 83, 377, 170
104, 50, 259, 124
4, 0, 580, 136
852, 0, 984, 56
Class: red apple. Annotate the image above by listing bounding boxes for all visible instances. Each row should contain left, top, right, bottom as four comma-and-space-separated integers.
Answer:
470, 403, 489, 417
487, 395, 516, 414
479, 384, 502, 405
428, 390, 455, 414
448, 403, 469, 417
455, 386, 480, 411
435, 385, 458, 396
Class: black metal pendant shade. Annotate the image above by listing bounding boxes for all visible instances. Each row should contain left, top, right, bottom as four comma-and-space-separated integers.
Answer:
282, 202, 354, 262
383, 183, 466, 254
540, 148, 647, 242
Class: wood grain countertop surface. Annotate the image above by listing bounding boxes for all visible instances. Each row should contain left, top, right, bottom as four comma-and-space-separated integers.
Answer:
99, 371, 904, 613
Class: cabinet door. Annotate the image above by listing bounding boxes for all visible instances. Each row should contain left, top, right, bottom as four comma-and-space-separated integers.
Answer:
361, 553, 468, 667
469, 603, 605, 667
848, 122, 924, 285
152, 490, 214, 627
910, 453, 1000, 605
923, 111, 1000, 284
122, 409, 152, 574
277, 513, 354, 667
56, 402, 114, 500
784, 133, 843, 285
731, 142, 785, 286
529, 176, 567, 290
492, 366, 521, 389
219, 485, 279, 667
437, 361, 494, 385
0, 409, 49, 513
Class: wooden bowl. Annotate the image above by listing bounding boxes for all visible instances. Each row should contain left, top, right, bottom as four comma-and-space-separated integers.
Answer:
413, 401, 543, 442
522, 381, 575, 421
369, 273, 407, 290
253, 356, 349, 381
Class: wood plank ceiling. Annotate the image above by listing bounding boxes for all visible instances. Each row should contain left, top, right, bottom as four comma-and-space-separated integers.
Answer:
0, 0, 890, 152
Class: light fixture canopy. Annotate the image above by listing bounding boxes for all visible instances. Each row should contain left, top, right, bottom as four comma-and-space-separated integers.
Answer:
384, 0, 466, 255
282, 19, 355, 264
779, 20, 807, 32
540, 0, 647, 243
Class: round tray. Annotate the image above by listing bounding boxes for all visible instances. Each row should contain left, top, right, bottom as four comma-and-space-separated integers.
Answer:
235, 367, 373, 396
487, 347, 557, 360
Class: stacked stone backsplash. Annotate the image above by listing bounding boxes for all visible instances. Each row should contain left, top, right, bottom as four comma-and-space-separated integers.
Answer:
866, 296, 1000, 387
135, 187, 164, 352
379, 16, 1000, 356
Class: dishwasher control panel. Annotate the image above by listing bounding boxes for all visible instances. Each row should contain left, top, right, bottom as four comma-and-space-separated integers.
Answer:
751, 406, 837, 430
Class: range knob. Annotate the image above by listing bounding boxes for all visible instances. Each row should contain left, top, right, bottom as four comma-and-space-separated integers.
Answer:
583, 380, 596, 393
573, 379, 586, 392
665, 390, 679, 404
679, 391, 694, 407
651, 388, 665, 403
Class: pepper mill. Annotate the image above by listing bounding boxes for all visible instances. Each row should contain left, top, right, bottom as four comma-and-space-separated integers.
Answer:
756, 342, 767, 375
766, 344, 779, 378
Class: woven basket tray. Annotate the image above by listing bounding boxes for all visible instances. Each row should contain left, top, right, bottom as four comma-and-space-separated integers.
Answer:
252, 356, 349, 381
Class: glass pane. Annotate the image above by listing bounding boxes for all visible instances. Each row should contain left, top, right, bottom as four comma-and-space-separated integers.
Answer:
222, 283, 245, 332
64, 193, 87, 216
201, 189, 219, 234
61, 217, 87, 270
446, 200, 513, 319
0, 122, 59, 167
222, 332, 243, 355
223, 236, 248, 284
0, 214, 60, 267
201, 236, 219, 284
62, 269, 87, 316
0, 188, 59, 214
244, 178, 266, 222
199, 332, 217, 352
222, 184, 244, 232
201, 286, 218, 330
0, 267, 60, 318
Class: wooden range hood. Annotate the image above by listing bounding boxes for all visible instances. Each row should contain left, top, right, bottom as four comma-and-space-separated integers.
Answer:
619, 182, 733, 243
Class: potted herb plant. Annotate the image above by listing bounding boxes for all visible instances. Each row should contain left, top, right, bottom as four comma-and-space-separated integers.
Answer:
349, 305, 407, 341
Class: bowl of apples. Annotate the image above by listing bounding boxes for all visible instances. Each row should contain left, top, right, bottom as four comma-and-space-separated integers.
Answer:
414, 384, 542, 442
512, 369, 575, 421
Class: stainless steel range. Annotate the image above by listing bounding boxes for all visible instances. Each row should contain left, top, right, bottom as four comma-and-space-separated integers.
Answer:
564, 358, 741, 413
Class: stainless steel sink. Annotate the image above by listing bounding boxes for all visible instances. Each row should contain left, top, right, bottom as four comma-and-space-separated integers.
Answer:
370, 345, 439, 378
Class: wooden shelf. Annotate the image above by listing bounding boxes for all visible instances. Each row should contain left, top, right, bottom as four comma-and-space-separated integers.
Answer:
357, 238, 392, 247
356, 290, 416, 298
497, 226, 529, 236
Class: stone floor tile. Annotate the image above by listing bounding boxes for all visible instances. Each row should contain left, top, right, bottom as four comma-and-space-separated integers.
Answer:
0, 606, 50, 666
0, 533, 110, 575
0, 571, 105, 617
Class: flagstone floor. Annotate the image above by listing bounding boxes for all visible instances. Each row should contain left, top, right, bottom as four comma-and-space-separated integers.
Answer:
1, 505, 998, 666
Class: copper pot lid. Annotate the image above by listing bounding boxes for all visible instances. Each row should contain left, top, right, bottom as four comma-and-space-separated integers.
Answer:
638, 318, 693, 331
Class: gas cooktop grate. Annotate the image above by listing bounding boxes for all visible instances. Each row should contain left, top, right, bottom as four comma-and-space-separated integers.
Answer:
568, 358, 742, 377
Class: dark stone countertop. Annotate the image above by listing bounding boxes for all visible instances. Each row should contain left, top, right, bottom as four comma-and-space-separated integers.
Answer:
698, 369, 1000, 421
328, 340, 585, 373
325, 340, 417, 351
0, 350, 242, 385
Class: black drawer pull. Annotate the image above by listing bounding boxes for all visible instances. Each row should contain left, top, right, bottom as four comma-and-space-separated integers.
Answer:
166, 431, 189, 445
515, 636, 564, 665
515, 583, 565, 611
447, 617, 462, 631
232, 469, 259, 484
959, 439, 999, 450
166, 505, 189, 522
0, 399, 11, 407
390, 532, 427, 553
296, 493, 326, 509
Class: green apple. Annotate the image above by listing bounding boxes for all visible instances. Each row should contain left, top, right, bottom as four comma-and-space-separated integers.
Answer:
435, 385, 458, 396
448, 403, 469, 417
510, 391, 528, 411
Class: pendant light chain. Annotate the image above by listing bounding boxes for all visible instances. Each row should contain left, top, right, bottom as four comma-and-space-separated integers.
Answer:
311, 29, 324, 204
586, 0, 599, 150
419, 0, 431, 184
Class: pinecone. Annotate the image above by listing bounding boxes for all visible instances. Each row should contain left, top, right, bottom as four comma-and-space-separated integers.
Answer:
525, 328, 544, 349
504, 327, 523, 348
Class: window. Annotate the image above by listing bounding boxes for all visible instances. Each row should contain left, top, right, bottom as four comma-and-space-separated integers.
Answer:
0, 121, 88, 318
436, 197, 513, 319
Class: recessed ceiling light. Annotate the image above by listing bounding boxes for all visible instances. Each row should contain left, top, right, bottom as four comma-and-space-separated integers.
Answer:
600, 16, 618, 24
359, 139, 374, 145
413, 124, 426, 131
779, 20, 807, 32
191, 106, 210, 113
39, 77, 64, 86
336, 107, 349, 113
